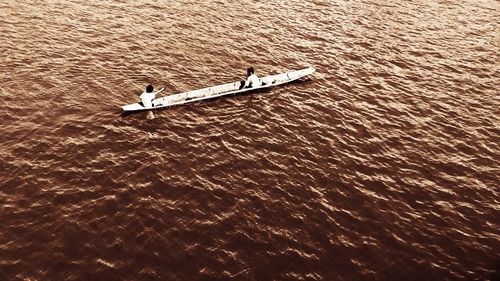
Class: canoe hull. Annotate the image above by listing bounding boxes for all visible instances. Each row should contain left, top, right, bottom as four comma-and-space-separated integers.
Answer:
121, 66, 315, 112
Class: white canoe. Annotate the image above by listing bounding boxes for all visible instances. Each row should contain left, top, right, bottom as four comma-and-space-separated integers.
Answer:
121, 66, 315, 112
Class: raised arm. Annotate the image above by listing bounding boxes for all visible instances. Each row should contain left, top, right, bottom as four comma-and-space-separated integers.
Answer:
154, 88, 165, 95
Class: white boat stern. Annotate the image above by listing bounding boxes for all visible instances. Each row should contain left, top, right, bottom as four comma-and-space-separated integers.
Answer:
122, 103, 144, 111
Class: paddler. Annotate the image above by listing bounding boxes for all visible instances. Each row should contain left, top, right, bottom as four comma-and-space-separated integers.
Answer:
140, 85, 162, 108
239, 67, 260, 89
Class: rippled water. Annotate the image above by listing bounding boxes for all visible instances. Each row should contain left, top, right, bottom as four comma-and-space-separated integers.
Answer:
1, 0, 499, 280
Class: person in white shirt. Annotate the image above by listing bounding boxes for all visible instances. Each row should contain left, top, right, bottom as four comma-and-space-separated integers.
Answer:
240, 67, 260, 89
139, 85, 163, 108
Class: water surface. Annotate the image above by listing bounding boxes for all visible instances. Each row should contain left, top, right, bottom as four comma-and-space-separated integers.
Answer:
0, 0, 499, 280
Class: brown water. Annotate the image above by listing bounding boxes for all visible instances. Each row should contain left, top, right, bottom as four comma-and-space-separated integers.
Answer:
1, 0, 499, 280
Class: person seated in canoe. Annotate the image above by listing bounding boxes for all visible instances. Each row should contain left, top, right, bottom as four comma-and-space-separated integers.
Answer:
139, 85, 164, 108
239, 67, 260, 89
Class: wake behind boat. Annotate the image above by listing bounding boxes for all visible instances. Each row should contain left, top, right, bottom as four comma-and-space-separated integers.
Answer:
121, 66, 315, 112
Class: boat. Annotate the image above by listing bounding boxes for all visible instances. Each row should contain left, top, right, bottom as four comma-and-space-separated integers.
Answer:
121, 66, 315, 112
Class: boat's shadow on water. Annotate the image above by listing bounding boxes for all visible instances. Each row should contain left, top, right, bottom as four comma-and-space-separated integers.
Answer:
119, 78, 314, 118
